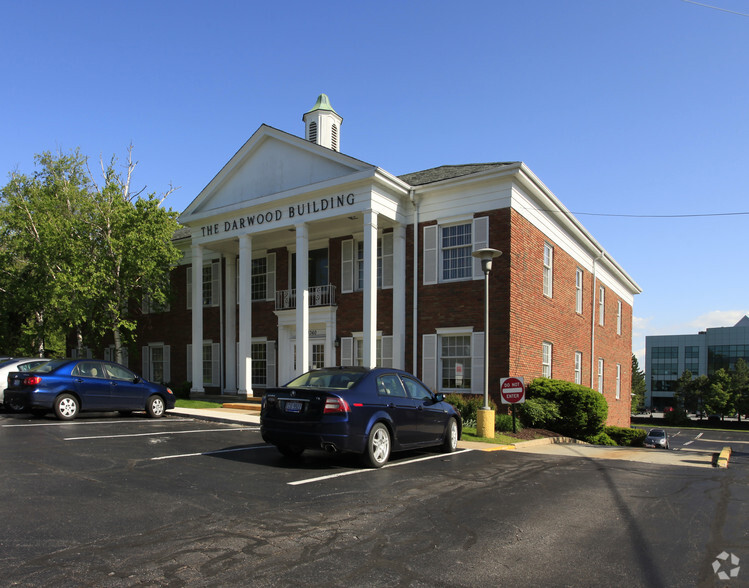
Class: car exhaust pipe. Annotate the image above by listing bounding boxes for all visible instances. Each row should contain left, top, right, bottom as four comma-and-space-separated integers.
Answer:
322, 443, 338, 454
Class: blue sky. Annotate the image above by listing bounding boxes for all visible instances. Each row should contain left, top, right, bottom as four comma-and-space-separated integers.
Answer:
2, 0, 748, 362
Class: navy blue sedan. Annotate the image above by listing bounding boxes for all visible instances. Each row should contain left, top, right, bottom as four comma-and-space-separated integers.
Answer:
260, 366, 461, 467
4, 359, 175, 420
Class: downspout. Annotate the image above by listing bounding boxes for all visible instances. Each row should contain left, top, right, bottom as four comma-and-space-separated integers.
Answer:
590, 251, 604, 388
410, 189, 419, 376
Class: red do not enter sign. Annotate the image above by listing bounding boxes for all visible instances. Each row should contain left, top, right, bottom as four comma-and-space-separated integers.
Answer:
500, 377, 526, 404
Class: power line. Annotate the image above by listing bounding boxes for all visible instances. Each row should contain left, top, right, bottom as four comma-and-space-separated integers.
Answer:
571, 210, 749, 218
681, 0, 749, 18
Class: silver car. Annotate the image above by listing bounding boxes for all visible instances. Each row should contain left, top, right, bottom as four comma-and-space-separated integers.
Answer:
644, 428, 669, 449
0, 358, 50, 404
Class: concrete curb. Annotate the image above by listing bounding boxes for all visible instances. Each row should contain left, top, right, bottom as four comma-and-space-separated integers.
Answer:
512, 436, 588, 448
716, 446, 732, 468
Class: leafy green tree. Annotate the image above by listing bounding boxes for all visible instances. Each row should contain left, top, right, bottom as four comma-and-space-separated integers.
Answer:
0, 150, 92, 356
729, 359, 749, 422
631, 354, 646, 412
704, 368, 731, 418
0, 147, 181, 360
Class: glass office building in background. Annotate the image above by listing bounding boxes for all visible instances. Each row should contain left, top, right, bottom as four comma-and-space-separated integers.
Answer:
645, 316, 749, 410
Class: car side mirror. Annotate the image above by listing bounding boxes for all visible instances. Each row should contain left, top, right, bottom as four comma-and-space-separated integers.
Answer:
434, 393, 444, 402
133, 376, 141, 384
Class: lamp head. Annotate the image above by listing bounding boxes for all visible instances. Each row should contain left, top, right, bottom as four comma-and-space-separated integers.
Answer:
471, 248, 502, 274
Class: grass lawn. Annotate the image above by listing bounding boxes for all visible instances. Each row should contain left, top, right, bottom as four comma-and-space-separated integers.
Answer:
175, 399, 223, 409
461, 426, 522, 445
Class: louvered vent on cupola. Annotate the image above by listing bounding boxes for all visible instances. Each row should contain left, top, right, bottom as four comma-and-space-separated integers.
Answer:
302, 94, 342, 152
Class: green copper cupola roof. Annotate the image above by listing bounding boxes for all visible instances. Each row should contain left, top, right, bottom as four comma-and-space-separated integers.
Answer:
304, 93, 339, 118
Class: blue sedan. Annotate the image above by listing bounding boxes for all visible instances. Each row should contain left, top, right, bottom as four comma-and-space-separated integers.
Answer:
4, 358, 175, 420
260, 366, 462, 467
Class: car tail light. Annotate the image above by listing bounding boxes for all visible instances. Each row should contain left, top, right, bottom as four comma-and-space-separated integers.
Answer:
24, 376, 42, 385
323, 396, 350, 414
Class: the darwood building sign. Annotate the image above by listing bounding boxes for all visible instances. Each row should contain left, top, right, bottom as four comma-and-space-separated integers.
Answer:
200, 193, 356, 237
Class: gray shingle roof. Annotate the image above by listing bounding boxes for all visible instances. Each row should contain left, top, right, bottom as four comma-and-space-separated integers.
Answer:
398, 162, 519, 186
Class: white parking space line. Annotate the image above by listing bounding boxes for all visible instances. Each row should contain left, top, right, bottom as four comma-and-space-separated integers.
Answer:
152, 445, 273, 460
2, 418, 195, 428
288, 449, 474, 486
64, 426, 258, 441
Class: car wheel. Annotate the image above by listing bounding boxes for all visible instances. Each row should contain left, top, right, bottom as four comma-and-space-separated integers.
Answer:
146, 395, 166, 418
362, 422, 391, 468
276, 444, 305, 458
442, 417, 459, 453
54, 394, 79, 421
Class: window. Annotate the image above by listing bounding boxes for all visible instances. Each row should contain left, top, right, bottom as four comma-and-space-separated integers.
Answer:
598, 358, 604, 393
685, 346, 699, 374
186, 261, 220, 309
308, 121, 317, 143
616, 300, 622, 335
441, 335, 472, 389
251, 342, 267, 386
543, 243, 553, 297
616, 364, 621, 400
422, 217, 488, 285
187, 341, 221, 387
442, 224, 473, 281
574, 351, 583, 385
542, 342, 552, 378
575, 268, 583, 314
598, 286, 605, 326
650, 346, 679, 392
147, 345, 166, 383
352, 336, 391, 368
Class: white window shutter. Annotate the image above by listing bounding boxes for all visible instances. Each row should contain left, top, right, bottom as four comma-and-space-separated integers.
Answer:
423, 225, 438, 285
381, 232, 393, 289
211, 342, 221, 386
381, 336, 393, 368
104, 347, 111, 362
266, 340, 276, 387
266, 253, 276, 301
211, 261, 220, 307
341, 337, 353, 366
472, 332, 485, 394
472, 216, 489, 279
422, 334, 437, 391
164, 345, 171, 383
341, 239, 354, 293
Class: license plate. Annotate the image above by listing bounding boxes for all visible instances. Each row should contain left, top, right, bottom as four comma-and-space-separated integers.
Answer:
285, 401, 303, 413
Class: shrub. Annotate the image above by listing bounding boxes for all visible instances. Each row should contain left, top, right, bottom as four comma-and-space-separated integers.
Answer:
517, 397, 561, 429
495, 412, 521, 433
525, 378, 608, 439
605, 426, 647, 447
585, 431, 617, 446
444, 394, 496, 423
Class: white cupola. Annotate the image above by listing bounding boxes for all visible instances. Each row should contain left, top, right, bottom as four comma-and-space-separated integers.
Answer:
303, 94, 343, 152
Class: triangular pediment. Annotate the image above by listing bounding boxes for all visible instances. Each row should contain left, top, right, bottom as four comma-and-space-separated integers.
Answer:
181, 125, 375, 219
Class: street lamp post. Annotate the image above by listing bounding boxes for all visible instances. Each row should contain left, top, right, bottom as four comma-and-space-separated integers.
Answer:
471, 247, 502, 438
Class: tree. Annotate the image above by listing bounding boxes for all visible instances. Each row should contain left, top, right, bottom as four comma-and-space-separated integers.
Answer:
631, 354, 646, 412
704, 368, 731, 418
0, 147, 181, 360
0, 150, 92, 356
729, 358, 749, 422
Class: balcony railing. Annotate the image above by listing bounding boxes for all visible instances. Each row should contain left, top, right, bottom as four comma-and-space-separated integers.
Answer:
275, 284, 336, 311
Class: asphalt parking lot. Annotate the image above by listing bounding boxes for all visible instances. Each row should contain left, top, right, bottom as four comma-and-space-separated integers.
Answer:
2, 411, 747, 587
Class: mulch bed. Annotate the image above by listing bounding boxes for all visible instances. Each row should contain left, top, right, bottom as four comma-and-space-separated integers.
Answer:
503, 428, 560, 441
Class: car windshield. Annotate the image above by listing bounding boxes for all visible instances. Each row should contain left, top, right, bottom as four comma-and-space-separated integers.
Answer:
285, 370, 365, 390
32, 359, 71, 373
648, 430, 665, 437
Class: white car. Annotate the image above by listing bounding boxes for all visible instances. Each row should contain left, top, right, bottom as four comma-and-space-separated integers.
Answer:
0, 358, 50, 403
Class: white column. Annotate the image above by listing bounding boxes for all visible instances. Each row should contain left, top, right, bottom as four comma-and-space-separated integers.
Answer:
393, 223, 406, 369
238, 235, 253, 397
224, 252, 237, 394
295, 223, 309, 375
363, 210, 378, 368
190, 244, 204, 394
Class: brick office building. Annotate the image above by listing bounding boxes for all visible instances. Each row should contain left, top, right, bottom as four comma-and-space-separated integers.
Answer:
134, 95, 640, 427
